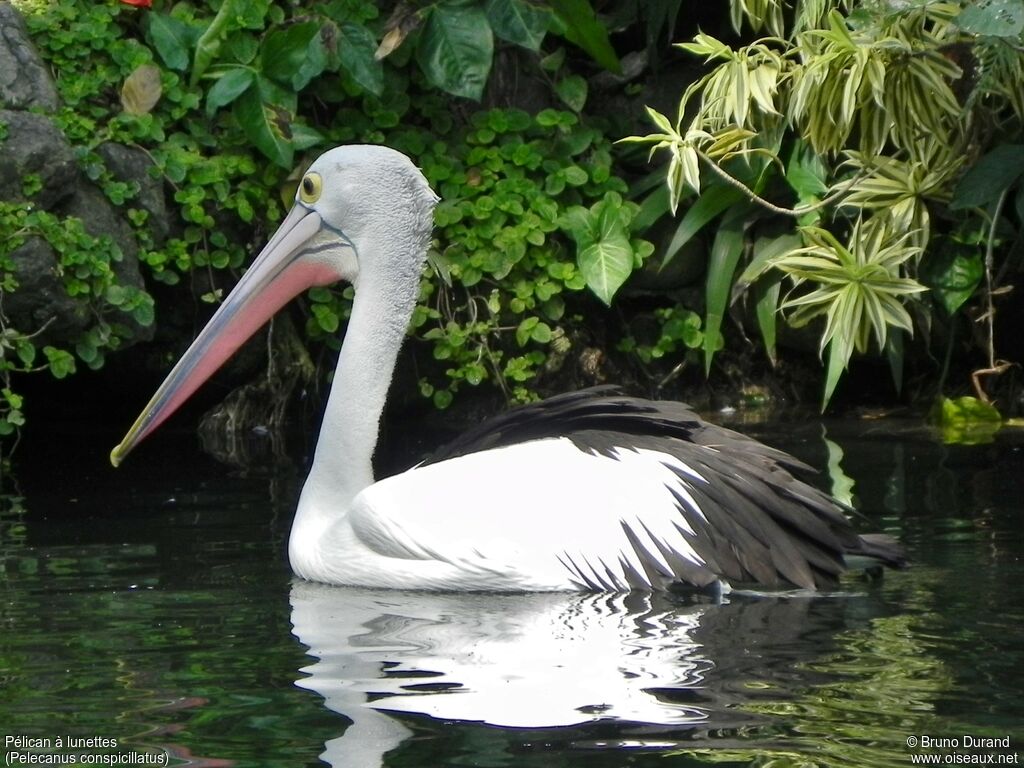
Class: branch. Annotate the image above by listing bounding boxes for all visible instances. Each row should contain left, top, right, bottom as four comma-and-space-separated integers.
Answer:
696, 150, 866, 217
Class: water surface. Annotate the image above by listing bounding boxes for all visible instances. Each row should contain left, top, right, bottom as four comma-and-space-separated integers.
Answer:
3, 416, 1022, 766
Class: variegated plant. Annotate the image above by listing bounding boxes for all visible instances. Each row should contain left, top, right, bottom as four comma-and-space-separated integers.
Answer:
625, 0, 1024, 407
772, 218, 926, 404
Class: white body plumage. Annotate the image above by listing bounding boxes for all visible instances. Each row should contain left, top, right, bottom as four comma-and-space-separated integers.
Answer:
290, 437, 710, 591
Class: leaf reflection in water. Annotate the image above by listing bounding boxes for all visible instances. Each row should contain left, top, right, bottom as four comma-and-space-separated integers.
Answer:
290, 583, 879, 767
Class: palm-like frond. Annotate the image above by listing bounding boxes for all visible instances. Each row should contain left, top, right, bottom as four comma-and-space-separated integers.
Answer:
773, 218, 924, 364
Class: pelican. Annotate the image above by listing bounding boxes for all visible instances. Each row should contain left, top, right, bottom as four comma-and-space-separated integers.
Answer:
111, 145, 904, 592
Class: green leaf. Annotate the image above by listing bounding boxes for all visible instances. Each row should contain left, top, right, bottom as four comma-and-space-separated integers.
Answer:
132, 299, 155, 327
955, 0, 1024, 37
291, 122, 325, 152
578, 236, 632, 305
939, 396, 1002, 424
752, 277, 781, 365
312, 303, 340, 334
485, 0, 550, 51
294, 32, 328, 91
103, 285, 128, 306
737, 232, 802, 288
577, 195, 636, 305
2, 388, 23, 410
261, 22, 322, 88
741, 233, 798, 364
932, 396, 1002, 445
540, 47, 565, 72
233, 77, 295, 168
558, 205, 592, 243
516, 316, 538, 346
337, 22, 384, 95
885, 328, 904, 394
550, 0, 621, 73
231, 0, 271, 30
417, 3, 494, 101
822, 335, 846, 410
145, 14, 196, 71
205, 67, 255, 117
75, 337, 98, 364
786, 139, 828, 208
43, 347, 76, 380
951, 144, 1024, 210
555, 74, 588, 112
226, 31, 259, 64
15, 339, 35, 367
191, 1, 234, 85
562, 165, 588, 186
663, 182, 744, 267
703, 206, 748, 374
919, 248, 983, 315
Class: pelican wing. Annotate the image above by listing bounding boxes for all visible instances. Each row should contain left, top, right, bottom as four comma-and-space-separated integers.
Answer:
347, 389, 902, 592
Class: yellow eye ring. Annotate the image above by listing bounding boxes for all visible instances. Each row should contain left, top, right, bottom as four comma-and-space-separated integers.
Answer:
299, 172, 322, 204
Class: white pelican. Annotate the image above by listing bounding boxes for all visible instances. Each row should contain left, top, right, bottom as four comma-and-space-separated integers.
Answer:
111, 145, 904, 592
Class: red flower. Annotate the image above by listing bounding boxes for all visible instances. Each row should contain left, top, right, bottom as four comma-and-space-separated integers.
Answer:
120, 0, 152, 7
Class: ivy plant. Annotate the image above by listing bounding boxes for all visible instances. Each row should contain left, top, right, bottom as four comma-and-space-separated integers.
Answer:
5, 0, 650, 453
0, 203, 154, 436
304, 105, 650, 406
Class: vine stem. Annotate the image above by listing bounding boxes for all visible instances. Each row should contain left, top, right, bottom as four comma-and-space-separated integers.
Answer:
982, 188, 1009, 370
969, 188, 1015, 404
696, 150, 866, 217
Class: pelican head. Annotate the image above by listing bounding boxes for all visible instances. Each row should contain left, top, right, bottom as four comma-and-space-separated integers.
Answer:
110, 145, 437, 466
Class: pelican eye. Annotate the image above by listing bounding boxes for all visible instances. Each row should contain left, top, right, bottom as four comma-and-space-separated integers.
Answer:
299, 172, 322, 204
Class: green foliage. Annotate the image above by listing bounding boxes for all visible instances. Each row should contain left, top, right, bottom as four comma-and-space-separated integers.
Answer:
548, 0, 621, 73
416, 3, 494, 100
617, 306, 704, 365
950, 144, 1024, 211
931, 395, 1003, 445
5, 0, 649, 442
0, 201, 154, 436
560, 192, 652, 306
769, 219, 925, 404
306, 105, 647, 405
626, 0, 1024, 408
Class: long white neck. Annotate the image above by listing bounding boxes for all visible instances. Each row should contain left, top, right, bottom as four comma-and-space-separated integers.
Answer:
289, 228, 426, 574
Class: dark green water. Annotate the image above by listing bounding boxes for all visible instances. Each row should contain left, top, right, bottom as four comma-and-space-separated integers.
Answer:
2, 417, 1022, 767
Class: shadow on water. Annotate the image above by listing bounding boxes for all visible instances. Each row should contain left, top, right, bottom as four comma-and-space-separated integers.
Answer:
2, 417, 1023, 766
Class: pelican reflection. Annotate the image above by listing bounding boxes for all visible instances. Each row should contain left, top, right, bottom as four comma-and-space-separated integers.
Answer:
290, 583, 872, 766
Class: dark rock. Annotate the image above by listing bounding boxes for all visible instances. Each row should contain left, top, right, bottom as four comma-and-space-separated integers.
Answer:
97, 142, 171, 245
0, 109, 78, 208
0, 3, 59, 112
58, 183, 154, 343
59, 183, 140, 272
3, 236, 91, 342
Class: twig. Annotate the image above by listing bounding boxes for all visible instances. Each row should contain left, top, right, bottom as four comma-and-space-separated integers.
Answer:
696, 150, 867, 217
982, 188, 1010, 370
971, 361, 1014, 404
